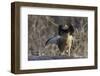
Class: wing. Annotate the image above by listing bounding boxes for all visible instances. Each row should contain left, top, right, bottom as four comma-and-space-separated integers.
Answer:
45, 35, 62, 46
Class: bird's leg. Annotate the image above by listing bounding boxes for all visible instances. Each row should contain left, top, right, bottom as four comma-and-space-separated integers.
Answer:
68, 49, 70, 56
61, 46, 68, 56
64, 46, 69, 55
68, 46, 71, 56
61, 51, 65, 55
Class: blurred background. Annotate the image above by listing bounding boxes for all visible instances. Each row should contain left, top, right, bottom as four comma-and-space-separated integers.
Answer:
28, 15, 88, 60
